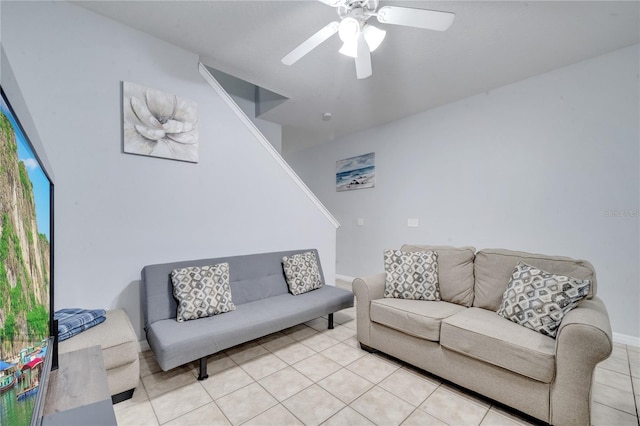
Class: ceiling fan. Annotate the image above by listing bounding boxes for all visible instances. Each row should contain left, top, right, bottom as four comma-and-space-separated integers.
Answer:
281, 0, 455, 79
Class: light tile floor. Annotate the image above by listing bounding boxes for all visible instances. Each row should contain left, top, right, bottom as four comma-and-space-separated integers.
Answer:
115, 282, 640, 426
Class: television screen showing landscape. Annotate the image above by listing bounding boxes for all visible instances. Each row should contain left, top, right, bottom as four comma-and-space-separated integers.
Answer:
0, 90, 52, 426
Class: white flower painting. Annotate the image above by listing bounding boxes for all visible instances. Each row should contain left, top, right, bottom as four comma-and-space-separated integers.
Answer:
122, 81, 198, 163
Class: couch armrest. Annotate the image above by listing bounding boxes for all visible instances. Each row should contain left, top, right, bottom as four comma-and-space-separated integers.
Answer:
352, 273, 386, 346
550, 296, 612, 426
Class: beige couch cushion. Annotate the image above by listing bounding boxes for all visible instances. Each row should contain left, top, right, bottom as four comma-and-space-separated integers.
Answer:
371, 298, 466, 341
441, 307, 556, 383
401, 245, 475, 307
59, 309, 138, 370
473, 248, 596, 311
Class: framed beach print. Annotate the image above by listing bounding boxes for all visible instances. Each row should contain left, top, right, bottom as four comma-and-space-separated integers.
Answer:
336, 152, 375, 192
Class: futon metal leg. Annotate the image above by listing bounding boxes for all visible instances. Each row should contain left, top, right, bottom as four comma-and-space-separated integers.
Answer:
198, 356, 208, 380
328, 313, 334, 329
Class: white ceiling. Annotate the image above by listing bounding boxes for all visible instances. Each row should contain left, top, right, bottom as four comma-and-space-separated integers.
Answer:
75, 1, 639, 153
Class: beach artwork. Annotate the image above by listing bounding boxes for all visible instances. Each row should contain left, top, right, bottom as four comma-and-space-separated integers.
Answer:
122, 81, 199, 163
336, 152, 375, 192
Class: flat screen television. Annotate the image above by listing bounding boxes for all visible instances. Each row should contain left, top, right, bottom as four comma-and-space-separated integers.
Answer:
0, 86, 56, 426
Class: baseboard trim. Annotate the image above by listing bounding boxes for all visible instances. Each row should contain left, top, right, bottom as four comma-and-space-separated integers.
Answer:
138, 339, 150, 353
336, 274, 356, 282
612, 332, 640, 348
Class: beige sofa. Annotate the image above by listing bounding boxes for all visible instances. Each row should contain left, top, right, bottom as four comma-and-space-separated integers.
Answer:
58, 309, 139, 403
353, 245, 612, 425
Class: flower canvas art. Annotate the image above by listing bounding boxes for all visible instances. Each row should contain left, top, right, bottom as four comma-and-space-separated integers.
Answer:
122, 81, 198, 163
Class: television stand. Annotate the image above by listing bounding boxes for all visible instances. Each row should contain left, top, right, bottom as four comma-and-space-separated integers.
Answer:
42, 346, 116, 425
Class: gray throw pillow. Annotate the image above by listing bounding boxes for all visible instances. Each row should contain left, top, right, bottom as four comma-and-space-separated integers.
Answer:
384, 249, 441, 301
282, 251, 324, 295
171, 263, 236, 322
497, 262, 590, 338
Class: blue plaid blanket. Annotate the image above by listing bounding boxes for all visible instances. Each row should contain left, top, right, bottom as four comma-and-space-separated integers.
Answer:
54, 308, 106, 342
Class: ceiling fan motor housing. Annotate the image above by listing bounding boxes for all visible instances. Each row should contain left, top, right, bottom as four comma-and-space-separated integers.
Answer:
337, 0, 378, 21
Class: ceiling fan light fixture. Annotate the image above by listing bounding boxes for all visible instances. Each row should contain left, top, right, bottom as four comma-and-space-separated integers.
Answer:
338, 17, 361, 43
339, 24, 385, 57
339, 40, 357, 58
363, 24, 386, 52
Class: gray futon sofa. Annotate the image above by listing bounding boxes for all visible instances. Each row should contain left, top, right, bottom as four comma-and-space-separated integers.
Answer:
141, 249, 354, 380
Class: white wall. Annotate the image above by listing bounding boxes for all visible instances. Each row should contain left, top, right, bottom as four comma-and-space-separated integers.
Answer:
1, 48, 55, 182
1, 1, 337, 340
286, 45, 640, 340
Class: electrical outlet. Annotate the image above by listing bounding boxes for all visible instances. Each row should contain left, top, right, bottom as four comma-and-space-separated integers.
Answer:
408, 218, 419, 227
357, 218, 365, 226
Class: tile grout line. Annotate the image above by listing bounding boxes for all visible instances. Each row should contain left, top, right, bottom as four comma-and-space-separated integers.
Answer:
249, 337, 319, 424
157, 378, 216, 425
627, 345, 640, 423
241, 345, 345, 425
194, 358, 239, 426
236, 325, 397, 426
417, 383, 455, 426
221, 326, 338, 425
477, 406, 491, 426
140, 377, 163, 426
206, 395, 234, 426
321, 406, 353, 426
404, 406, 426, 426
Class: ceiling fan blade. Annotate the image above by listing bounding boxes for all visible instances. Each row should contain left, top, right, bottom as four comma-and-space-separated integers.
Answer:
317, 0, 344, 6
355, 32, 372, 79
376, 6, 455, 31
282, 21, 339, 66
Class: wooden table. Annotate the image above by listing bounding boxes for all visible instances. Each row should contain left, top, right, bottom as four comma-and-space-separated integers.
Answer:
42, 345, 116, 425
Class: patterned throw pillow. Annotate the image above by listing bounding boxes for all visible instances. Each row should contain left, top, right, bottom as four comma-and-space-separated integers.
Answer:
171, 263, 236, 322
497, 262, 590, 338
384, 250, 441, 301
282, 251, 324, 295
